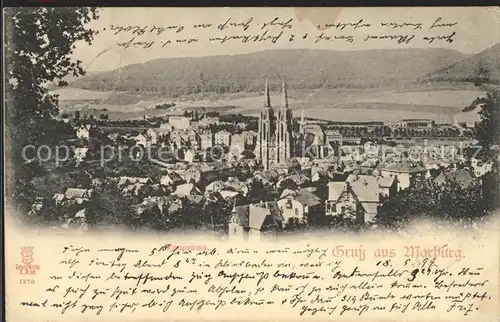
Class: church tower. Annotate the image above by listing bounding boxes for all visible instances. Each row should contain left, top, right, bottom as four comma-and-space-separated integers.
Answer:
255, 78, 275, 170
255, 78, 294, 170
275, 80, 293, 164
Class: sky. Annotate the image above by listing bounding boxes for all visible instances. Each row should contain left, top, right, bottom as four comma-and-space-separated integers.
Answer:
72, 7, 500, 72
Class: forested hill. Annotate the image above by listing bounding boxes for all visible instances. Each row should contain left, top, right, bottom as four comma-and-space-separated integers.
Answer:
424, 43, 500, 84
70, 48, 466, 96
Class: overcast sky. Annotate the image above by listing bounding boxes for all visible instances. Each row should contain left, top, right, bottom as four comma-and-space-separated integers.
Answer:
72, 7, 500, 72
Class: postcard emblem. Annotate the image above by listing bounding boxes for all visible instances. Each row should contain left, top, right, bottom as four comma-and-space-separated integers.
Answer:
16, 246, 40, 275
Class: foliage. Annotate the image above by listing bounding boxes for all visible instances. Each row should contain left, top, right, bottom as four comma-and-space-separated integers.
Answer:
463, 90, 500, 151
4, 7, 99, 213
246, 180, 278, 203
70, 48, 467, 95
154, 102, 176, 110
463, 89, 500, 211
377, 177, 485, 228
279, 178, 298, 191
85, 182, 136, 227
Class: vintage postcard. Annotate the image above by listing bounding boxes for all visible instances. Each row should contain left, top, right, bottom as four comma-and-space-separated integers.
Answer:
3, 6, 500, 321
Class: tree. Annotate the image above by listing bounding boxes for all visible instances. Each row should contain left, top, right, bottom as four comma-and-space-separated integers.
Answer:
203, 198, 233, 231
463, 90, 500, 152
85, 182, 136, 227
5, 8, 100, 213
247, 180, 271, 204
377, 176, 485, 228
279, 178, 298, 191
463, 90, 500, 212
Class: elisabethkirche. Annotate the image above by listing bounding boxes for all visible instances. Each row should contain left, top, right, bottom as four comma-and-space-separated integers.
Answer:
255, 78, 298, 170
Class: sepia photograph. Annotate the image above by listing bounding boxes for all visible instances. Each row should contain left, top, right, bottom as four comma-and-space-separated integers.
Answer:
3, 6, 500, 321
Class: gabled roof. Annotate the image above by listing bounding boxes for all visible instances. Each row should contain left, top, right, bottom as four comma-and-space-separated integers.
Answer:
166, 172, 184, 183
75, 208, 86, 219
280, 189, 322, 207
435, 169, 478, 189
328, 182, 345, 201
249, 206, 269, 230
294, 190, 322, 207
256, 170, 279, 181
219, 190, 239, 199
360, 159, 379, 168
380, 163, 427, 174
346, 175, 379, 203
64, 188, 91, 199
173, 183, 201, 197
225, 177, 246, 191
78, 124, 93, 131
378, 176, 397, 188
206, 180, 225, 192
249, 201, 283, 230
118, 176, 151, 186
233, 201, 283, 231
284, 173, 310, 186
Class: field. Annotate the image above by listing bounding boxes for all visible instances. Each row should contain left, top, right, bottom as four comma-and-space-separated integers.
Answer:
53, 82, 486, 124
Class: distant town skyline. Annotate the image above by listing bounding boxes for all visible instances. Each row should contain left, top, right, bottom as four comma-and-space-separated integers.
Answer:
72, 7, 500, 72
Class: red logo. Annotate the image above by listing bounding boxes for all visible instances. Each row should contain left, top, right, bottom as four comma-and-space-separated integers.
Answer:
16, 246, 40, 275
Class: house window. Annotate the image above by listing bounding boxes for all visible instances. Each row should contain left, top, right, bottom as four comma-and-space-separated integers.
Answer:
341, 206, 346, 213
294, 208, 299, 216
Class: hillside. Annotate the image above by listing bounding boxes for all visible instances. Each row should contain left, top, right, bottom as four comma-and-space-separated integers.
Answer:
425, 43, 500, 84
70, 48, 466, 96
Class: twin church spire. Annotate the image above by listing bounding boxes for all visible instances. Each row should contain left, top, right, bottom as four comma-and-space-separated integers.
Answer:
263, 77, 289, 109
256, 78, 294, 170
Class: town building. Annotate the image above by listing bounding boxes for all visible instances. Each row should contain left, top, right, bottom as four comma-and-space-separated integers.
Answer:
53, 188, 93, 206
325, 174, 398, 224
199, 132, 214, 150
146, 128, 159, 145
76, 124, 95, 139
277, 189, 322, 227
160, 172, 185, 187
379, 163, 427, 190
169, 116, 191, 130
228, 202, 284, 241
215, 130, 231, 146
396, 119, 435, 128
230, 133, 246, 153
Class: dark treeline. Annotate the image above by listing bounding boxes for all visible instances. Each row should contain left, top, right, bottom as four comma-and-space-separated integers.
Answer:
70, 48, 468, 96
